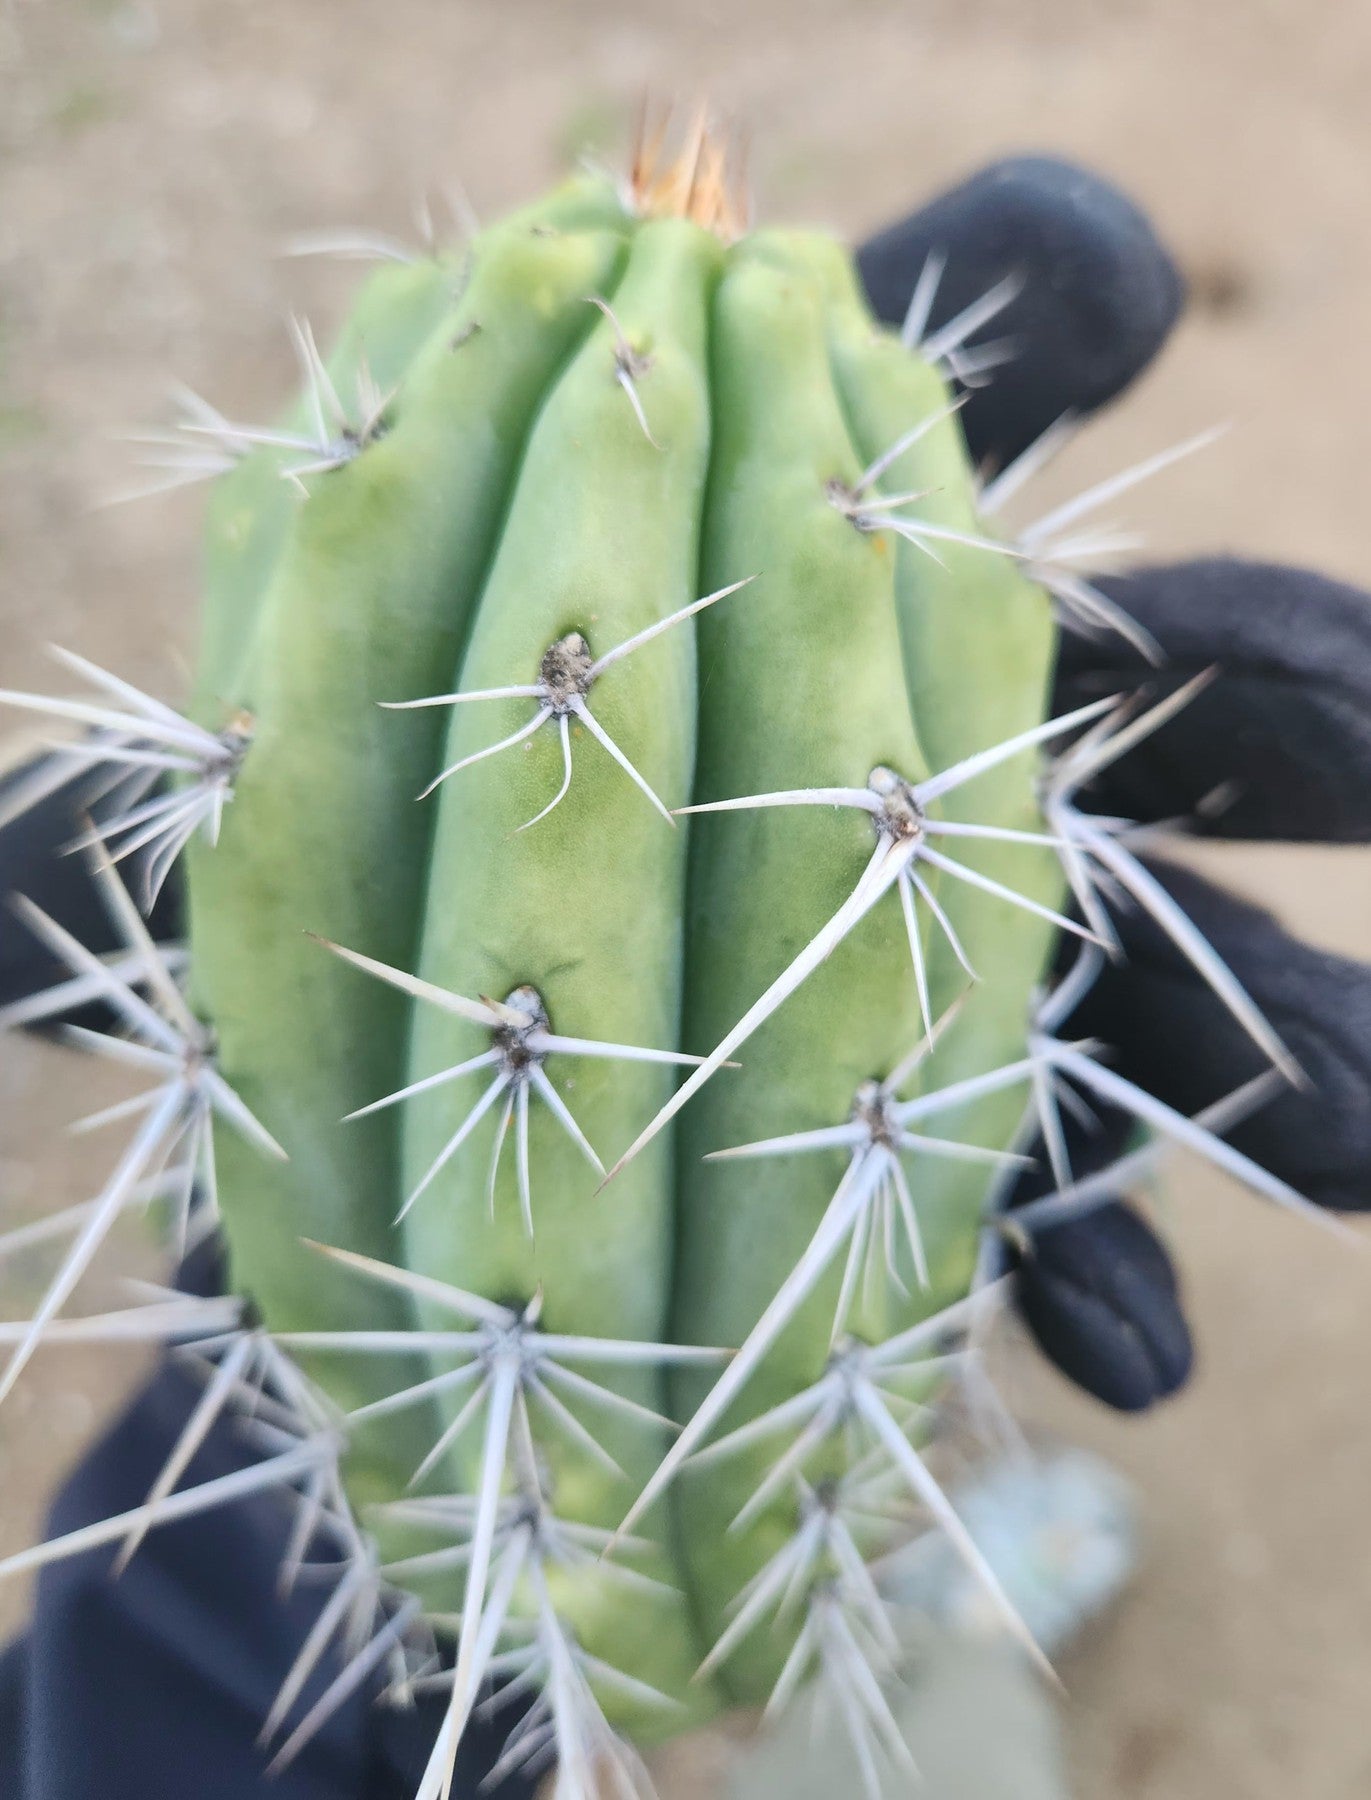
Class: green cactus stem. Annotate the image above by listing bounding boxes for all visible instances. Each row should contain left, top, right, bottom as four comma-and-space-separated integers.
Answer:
0, 115, 1324, 1800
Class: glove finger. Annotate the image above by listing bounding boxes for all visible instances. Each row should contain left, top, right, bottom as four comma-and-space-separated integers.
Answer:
995, 1100, 1195, 1410
856, 154, 1184, 468
1053, 558, 1371, 843
1064, 857, 1371, 1211
0, 756, 184, 1025
1011, 1199, 1194, 1412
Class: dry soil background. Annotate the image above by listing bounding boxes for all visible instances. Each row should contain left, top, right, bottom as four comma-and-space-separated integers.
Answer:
2, 3, 1370, 1797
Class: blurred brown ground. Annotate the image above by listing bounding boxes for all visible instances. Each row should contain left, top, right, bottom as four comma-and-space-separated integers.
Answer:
2, 2, 1370, 1795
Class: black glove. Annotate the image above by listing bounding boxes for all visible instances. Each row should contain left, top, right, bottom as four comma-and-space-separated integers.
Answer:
5, 153, 1370, 1798
0, 1243, 528, 1800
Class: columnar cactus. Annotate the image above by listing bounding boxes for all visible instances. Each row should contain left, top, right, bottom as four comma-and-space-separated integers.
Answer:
0, 121, 1335, 1799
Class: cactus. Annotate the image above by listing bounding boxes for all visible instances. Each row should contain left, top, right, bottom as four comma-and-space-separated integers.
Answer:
0, 118, 1341, 1800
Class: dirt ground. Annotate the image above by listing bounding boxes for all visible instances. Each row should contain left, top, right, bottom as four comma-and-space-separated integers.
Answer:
2, 2, 1371, 1796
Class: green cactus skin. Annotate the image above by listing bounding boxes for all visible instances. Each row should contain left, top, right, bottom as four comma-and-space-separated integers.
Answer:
181, 167, 1065, 1730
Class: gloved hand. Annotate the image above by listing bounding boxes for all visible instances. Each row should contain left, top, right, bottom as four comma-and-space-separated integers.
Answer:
4, 153, 1369, 1797
863, 156, 1371, 1411
0, 1241, 526, 1800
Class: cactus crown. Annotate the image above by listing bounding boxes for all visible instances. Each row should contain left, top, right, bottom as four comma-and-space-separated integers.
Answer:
628, 104, 748, 238
0, 122, 1325, 1800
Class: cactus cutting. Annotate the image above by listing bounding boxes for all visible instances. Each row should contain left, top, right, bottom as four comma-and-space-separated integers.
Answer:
0, 109, 1360, 1800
